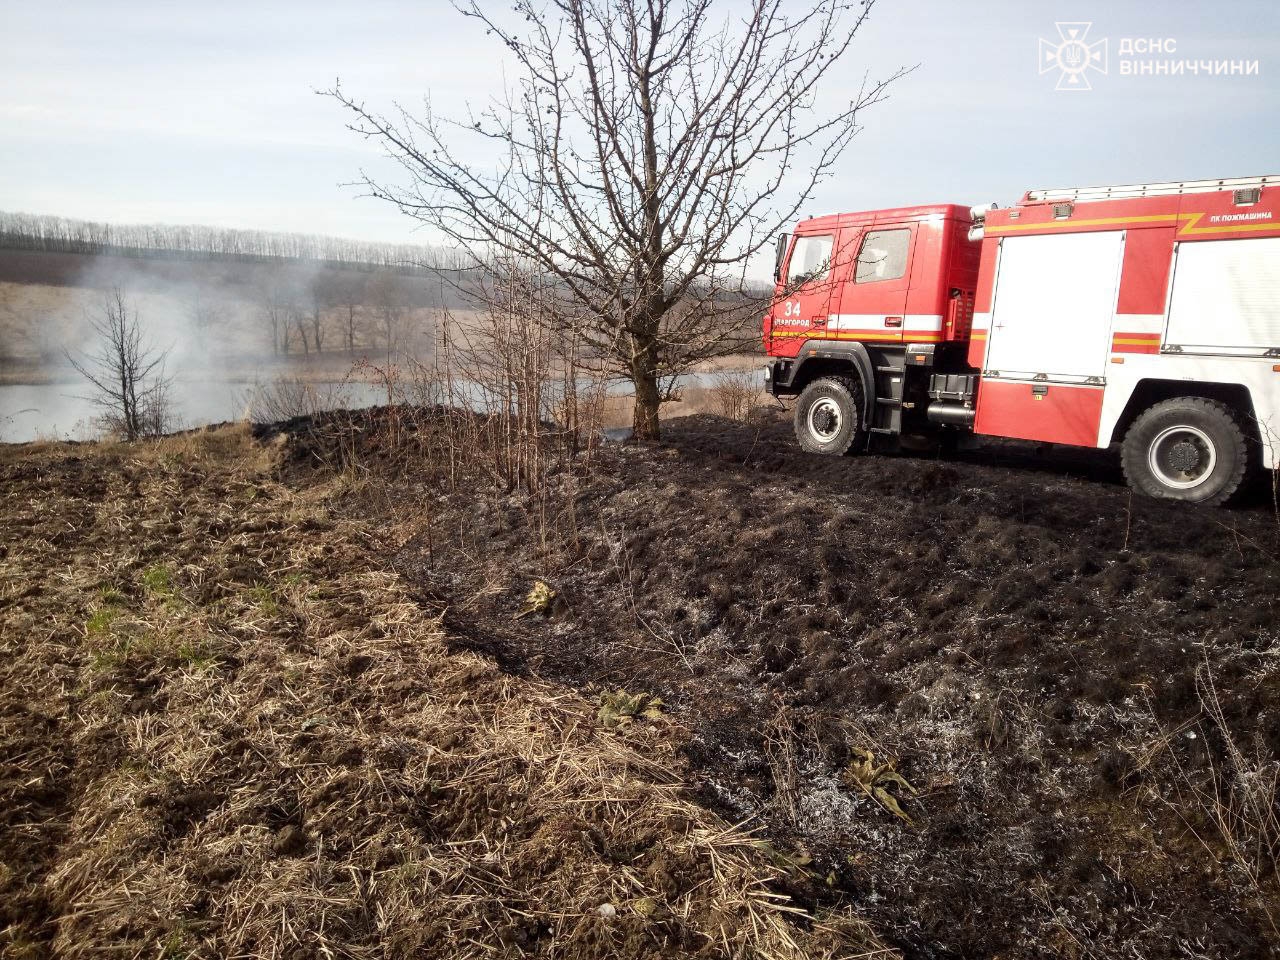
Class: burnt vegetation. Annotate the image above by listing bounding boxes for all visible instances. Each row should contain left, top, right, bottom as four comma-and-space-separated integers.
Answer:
280, 406, 1280, 960
2, 390, 1278, 958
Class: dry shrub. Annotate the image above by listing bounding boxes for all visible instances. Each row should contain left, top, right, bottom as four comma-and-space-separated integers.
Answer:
240, 374, 353, 422
708, 368, 762, 423
0, 428, 889, 960
267, 287, 614, 554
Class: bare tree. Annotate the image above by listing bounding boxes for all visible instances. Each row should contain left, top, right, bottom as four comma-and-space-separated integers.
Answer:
368, 270, 407, 362
186, 288, 226, 349
291, 302, 312, 356
308, 275, 329, 354
334, 273, 366, 354
67, 288, 172, 440
328, 0, 903, 438
258, 281, 290, 355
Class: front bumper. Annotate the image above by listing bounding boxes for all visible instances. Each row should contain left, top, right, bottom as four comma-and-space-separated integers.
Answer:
764, 359, 794, 397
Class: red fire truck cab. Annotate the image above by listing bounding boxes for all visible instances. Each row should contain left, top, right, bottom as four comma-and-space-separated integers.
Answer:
765, 176, 1280, 504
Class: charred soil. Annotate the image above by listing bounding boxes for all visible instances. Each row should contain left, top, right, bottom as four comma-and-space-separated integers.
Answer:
346, 408, 1280, 960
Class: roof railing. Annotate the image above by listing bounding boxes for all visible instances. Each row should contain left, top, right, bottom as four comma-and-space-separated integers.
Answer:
1024, 175, 1278, 203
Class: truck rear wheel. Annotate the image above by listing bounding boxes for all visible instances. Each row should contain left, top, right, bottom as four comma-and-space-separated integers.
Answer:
794, 376, 864, 455
1120, 397, 1248, 505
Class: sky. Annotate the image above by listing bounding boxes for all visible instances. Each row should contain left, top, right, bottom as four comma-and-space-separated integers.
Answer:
2, 0, 1278, 278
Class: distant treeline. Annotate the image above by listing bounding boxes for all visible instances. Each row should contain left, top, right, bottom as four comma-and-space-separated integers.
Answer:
0, 211, 469, 276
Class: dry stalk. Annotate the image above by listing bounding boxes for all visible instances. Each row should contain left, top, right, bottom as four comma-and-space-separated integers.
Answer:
599, 517, 694, 674
763, 702, 801, 827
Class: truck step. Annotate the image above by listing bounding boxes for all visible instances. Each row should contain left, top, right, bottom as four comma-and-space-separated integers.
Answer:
875, 397, 901, 407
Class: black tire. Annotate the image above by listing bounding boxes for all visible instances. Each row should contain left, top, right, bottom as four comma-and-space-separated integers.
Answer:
1120, 397, 1249, 505
794, 376, 864, 456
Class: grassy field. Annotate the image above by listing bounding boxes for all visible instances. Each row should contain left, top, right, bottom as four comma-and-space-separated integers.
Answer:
0, 425, 881, 959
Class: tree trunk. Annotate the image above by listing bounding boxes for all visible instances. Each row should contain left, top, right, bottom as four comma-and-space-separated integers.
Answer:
631, 353, 661, 441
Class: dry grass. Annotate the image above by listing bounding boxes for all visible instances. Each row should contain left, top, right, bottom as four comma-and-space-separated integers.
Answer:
1130, 666, 1280, 939
0, 425, 890, 959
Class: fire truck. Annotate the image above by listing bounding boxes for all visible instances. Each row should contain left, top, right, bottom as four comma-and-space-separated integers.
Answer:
764, 175, 1280, 504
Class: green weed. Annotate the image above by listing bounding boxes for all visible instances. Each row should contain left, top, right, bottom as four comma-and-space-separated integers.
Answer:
141, 564, 173, 596
85, 606, 121, 637
247, 585, 279, 616
598, 690, 664, 729
98, 586, 127, 606
175, 641, 219, 669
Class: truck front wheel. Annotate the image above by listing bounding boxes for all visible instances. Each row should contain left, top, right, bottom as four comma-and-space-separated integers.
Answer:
1120, 397, 1248, 505
794, 376, 864, 456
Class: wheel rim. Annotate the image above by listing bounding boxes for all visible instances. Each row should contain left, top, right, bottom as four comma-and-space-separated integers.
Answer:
807, 397, 842, 440
1147, 425, 1217, 490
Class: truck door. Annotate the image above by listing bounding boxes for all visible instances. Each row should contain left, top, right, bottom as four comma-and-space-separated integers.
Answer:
984, 230, 1124, 378
773, 232, 837, 345
831, 225, 914, 343
975, 230, 1125, 447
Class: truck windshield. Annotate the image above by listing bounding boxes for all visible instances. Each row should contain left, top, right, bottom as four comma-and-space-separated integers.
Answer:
789, 234, 834, 285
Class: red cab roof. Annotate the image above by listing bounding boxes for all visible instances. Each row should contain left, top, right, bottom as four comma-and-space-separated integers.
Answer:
793, 203, 972, 233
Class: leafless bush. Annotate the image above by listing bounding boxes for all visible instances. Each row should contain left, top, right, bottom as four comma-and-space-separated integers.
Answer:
240, 376, 351, 422
66, 287, 173, 440
298, 259, 606, 555
402, 257, 606, 497
710, 368, 762, 423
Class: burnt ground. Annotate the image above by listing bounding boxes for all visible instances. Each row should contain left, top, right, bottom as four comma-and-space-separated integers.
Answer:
5, 411, 1278, 959
369, 409, 1280, 960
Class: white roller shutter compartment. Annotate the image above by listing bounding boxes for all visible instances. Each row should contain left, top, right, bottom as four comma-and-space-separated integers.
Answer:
1166, 236, 1280, 352
986, 230, 1125, 379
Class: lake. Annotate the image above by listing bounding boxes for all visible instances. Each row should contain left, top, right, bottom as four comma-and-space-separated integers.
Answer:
0, 369, 761, 442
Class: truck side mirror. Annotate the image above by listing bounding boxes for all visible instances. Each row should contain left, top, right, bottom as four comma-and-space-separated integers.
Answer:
774, 233, 789, 284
